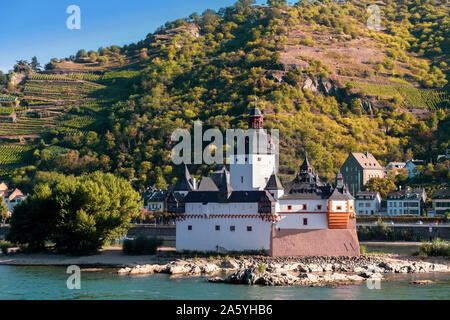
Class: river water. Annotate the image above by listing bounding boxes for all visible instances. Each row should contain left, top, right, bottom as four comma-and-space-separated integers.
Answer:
0, 265, 449, 300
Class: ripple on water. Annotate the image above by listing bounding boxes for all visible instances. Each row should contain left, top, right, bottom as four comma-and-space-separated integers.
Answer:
0, 265, 449, 300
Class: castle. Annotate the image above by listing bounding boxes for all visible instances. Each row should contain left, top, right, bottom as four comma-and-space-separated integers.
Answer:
168, 105, 359, 257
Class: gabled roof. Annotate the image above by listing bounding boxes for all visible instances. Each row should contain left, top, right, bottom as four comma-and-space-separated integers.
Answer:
174, 164, 194, 191
0, 182, 8, 192
265, 172, 283, 190
197, 177, 219, 191
8, 188, 24, 201
349, 152, 384, 169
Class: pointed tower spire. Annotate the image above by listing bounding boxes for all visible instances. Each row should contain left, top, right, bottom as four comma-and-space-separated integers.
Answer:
248, 96, 263, 129
174, 164, 193, 191
300, 152, 312, 173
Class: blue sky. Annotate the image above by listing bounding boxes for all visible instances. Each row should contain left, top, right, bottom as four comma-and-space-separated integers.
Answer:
0, 0, 266, 73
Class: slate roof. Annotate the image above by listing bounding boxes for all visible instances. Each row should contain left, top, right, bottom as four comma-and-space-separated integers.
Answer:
248, 105, 262, 116
387, 188, 425, 200
265, 172, 283, 190
356, 191, 380, 200
174, 164, 194, 191
184, 190, 275, 203
197, 177, 219, 191
350, 152, 384, 169
281, 156, 353, 201
432, 189, 450, 199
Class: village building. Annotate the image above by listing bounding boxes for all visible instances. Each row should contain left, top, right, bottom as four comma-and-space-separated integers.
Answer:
431, 189, 450, 216
340, 152, 385, 196
386, 188, 426, 216
355, 191, 381, 215
404, 159, 426, 179
142, 187, 170, 212
169, 106, 359, 257
0, 182, 27, 214
386, 162, 406, 170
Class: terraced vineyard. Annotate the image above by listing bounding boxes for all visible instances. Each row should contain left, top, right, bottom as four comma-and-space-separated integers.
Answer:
0, 144, 35, 166
0, 71, 109, 172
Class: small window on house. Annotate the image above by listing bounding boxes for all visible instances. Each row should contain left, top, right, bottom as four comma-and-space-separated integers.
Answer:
247, 226, 252, 232
230, 226, 235, 232
188, 225, 192, 230
317, 205, 322, 210
303, 218, 308, 226
337, 206, 342, 210
215, 225, 220, 231
241, 176, 244, 183
287, 205, 292, 210
302, 204, 307, 210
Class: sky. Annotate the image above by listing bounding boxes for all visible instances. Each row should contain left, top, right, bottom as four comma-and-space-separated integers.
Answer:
0, 0, 267, 73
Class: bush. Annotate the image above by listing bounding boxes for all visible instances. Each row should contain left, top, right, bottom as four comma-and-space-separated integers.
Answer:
122, 236, 163, 255
360, 245, 367, 254
257, 261, 267, 273
0, 240, 13, 254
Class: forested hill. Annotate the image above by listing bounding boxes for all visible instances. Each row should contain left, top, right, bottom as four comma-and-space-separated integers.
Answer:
1, 0, 449, 192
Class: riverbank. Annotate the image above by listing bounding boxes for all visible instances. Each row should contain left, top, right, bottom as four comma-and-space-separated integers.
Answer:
1, 246, 448, 287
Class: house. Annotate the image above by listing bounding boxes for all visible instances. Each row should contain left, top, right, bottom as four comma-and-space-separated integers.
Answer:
404, 159, 426, 179
340, 152, 385, 196
431, 189, 450, 216
142, 188, 170, 212
355, 191, 381, 215
169, 105, 359, 257
386, 162, 406, 170
0, 182, 27, 213
386, 188, 426, 216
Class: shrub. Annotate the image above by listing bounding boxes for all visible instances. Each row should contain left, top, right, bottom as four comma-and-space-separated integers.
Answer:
258, 261, 267, 273
122, 236, 163, 255
0, 240, 13, 254
360, 245, 367, 254
414, 239, 450, 258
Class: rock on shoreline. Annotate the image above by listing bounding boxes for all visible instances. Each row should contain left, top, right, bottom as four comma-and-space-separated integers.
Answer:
117, 255, 450, 286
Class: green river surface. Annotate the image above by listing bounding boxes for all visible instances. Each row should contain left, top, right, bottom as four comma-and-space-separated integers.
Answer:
0, 265, 449, 300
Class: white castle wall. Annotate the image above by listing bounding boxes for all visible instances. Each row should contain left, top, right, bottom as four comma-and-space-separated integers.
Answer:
278, 199, 329, 212
276, 213, 328, 229
176, 217, 272, 252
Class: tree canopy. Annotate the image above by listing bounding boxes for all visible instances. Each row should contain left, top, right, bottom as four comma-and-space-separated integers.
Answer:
8, 172, 141, 254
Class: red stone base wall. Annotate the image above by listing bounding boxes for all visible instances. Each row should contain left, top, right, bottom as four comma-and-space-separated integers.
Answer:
269, 218, 360, 257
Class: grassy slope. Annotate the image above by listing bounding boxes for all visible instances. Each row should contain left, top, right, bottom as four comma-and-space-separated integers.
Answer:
0, 0, 448, 188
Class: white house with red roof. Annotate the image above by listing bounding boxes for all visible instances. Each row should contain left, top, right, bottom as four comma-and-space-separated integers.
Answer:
0, 182, 27, 214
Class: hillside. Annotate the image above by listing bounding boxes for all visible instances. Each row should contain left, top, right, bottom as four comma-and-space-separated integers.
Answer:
0, 0, 449, 191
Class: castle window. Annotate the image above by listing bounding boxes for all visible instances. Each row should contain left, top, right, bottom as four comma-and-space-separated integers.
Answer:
241, 176, 244, 183
247, 226, 252, 232
258, 157, 261, 161
215, 225, 220, 231
230, 226, 235, 232
287, 205, 292, 210
337, 206, 342, 210
317, 205, 322, 210
188, 225, 192, 230
302, 204, 307, 210
303, 218, 308, 226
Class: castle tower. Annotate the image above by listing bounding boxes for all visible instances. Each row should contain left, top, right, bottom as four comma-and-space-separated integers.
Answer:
229, 103, 276, 191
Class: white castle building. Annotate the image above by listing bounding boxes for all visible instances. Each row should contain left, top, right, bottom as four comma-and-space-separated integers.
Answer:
168, 106, 359, 257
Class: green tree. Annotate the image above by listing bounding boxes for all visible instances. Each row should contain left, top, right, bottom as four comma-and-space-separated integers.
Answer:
8, 172, 141, 254
0, 197, 8, 224
363, 177, 397, 198
30, 56, 41, 72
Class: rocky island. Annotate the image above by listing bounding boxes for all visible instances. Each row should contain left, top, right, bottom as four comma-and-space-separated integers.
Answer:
117, 254, 450, 287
